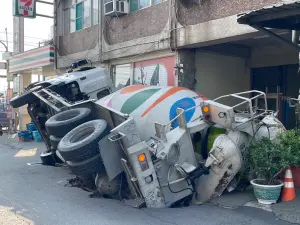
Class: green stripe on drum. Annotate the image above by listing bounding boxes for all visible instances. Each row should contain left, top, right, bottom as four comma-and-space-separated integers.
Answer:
121, 88, 161, 114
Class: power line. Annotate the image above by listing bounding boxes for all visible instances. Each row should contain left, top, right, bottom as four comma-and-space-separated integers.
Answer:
0, 32, 47, 40
0, 40, 38, 47
0, 37, 41, 45
0, 38, 41, 45
0, 36, 46, 43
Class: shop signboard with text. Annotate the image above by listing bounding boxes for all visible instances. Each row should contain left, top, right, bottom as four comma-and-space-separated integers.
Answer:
13, 0, 36, 18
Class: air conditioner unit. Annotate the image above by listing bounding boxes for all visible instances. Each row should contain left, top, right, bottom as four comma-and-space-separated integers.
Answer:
105, 0, 129, 16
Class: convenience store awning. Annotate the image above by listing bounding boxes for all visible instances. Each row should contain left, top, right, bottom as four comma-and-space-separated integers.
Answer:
9, 45, 54, 74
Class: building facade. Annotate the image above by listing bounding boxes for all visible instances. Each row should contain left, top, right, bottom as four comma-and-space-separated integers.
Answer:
54, 0, 300, 128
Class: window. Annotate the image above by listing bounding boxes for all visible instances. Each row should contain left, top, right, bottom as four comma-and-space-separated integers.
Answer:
139, 0, 150, 9
31, 74, 39, 83
76, 2, 83, 30
69, 0, 99, 33
130, 0, 161, 12
114, 64, 132, 90
70, 5, 76, 33
93, 0, 99, 25
97, 89, 110, 99
84, 0, 91, 28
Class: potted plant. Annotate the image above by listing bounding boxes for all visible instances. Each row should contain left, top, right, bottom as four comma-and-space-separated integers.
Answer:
249, 137, 290, 204
277, 129, 300, 187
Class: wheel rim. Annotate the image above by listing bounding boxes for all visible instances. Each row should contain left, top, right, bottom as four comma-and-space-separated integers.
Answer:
69, 126, 95, 143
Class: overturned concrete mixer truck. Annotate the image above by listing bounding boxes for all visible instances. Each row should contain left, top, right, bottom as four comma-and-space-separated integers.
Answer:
41, 85, 285, 208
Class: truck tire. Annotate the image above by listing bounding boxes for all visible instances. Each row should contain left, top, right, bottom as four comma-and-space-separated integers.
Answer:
58, 120, 109, 162
50, 135, 61, 150
40, 151, 56, 166
55, 150, 66, 163
67, 154, 104, 178
45, 108, 92, 137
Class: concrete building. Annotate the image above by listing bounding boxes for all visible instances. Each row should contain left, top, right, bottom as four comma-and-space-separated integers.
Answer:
54, 0, 300, 129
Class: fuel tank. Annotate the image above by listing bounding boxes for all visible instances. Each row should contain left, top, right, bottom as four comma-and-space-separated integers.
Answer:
97, 85, 207, 140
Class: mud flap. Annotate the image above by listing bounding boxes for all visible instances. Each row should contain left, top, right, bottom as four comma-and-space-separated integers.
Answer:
195, 134, 243, 204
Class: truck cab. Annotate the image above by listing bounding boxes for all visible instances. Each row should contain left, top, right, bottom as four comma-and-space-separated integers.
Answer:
10, 62, 114, 150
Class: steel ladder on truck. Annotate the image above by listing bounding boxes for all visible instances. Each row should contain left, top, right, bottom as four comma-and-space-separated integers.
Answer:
33, 88, 93, 115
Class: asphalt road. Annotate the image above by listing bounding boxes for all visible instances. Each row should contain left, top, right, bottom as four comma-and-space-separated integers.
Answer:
0, 136, 293, 225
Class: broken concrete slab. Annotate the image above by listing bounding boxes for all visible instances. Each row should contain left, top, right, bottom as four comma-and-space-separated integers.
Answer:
209, 190, 256, 209
244, 201, 272, 212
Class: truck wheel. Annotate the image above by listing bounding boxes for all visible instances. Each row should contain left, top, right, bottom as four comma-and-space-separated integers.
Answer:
40, 151, 56, 166
55, 150, 66, 163
50, 135, 61, 150
45, 108, 92, 137
58, 120, 109, 162
67, 154, 104, 178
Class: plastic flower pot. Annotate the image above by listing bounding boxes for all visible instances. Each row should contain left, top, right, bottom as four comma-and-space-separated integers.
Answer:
250, 179, 284, 204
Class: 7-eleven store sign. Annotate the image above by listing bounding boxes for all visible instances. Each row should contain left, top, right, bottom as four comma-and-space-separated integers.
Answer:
13, 0, 36, 18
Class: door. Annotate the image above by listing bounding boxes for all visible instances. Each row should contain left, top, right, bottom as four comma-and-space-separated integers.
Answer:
251, 66, 284, 123
114, 64, 132, 90
285, 64, 300, 129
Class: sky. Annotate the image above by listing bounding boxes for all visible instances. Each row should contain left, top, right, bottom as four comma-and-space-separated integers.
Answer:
0, 0, 53, 91
0, 0, 54, 54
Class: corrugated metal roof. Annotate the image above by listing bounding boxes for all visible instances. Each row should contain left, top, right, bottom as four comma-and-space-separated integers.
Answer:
237, 1, 300, 29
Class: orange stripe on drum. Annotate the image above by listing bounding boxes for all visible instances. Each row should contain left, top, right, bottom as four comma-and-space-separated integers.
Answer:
196, 92, 208, 100
120, 85, 149, 94
141, 86, 187, 118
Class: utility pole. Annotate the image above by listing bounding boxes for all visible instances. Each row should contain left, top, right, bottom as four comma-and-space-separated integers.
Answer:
5, 28, 8, 52
13, 16, 25, 132
5, 28, 9, 89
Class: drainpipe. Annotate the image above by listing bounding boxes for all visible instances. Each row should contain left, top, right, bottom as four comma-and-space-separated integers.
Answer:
99, 0, 103, 63
292, 30, 300, 74
169, 0, 178, 51
53, 0, 58, 70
